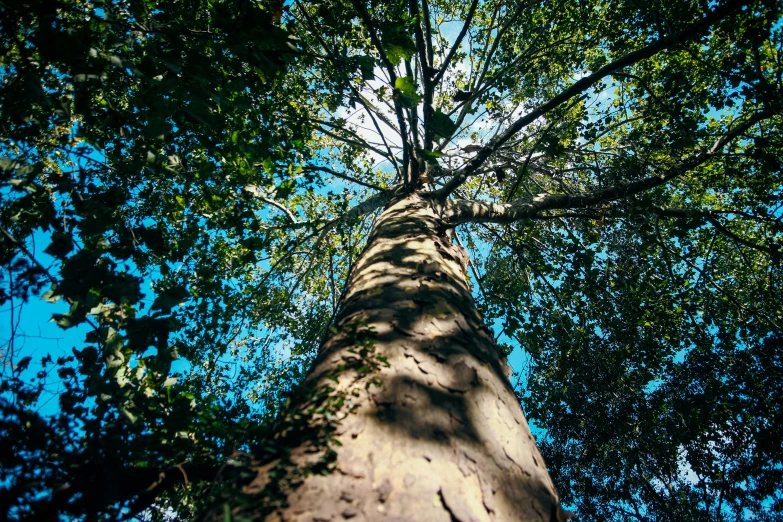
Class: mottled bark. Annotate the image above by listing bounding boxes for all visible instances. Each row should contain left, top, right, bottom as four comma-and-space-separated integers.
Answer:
231, 193, 566, 521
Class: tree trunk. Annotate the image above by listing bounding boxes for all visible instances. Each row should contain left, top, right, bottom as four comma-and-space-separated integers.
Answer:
229, 193, 565, 521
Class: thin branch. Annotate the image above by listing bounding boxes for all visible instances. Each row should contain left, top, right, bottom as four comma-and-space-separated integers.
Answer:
315, 124, 394, 159
536, 211, 601, 219
358, 96, 403, 175
453, 230, 487, 302
471, 0, 530, 93
656, 223, 781, 330
301, 165, 387, 191
420, 0, 435, 67
259, 197, 298, 224
293, 1, 402, 176
405, 59, 423, 157
1, 227, 98, 330
328, 253, 338, 314
348, 0, 412, 183
504, 135, 548, 202
432, 0, 479, 87
356, 92, 402, 135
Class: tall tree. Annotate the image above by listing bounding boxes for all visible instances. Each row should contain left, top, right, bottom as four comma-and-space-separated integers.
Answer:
1, 0, 781, 520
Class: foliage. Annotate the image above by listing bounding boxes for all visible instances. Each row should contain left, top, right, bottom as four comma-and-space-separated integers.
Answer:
1, 0, 782, 520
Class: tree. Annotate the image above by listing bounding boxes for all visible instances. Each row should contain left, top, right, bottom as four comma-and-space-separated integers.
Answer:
1, 0, 782, 520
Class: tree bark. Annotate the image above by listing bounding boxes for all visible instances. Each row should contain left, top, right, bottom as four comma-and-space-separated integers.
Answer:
229, 193, 565, 521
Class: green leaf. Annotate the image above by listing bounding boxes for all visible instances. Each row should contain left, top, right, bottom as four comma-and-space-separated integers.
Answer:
382, 27, 416, 66
52, 313, 77, 329
355, 56, 375, 82
428, 109, 457, 138
44, 231, 74, 258
135, 226, 166, 255
122, 407, 138, 424
263, 157, 275, 174
394, 76, 420, 108
419, 149, 443, 160
151, 285, 190, 314
275, 179, 296, 199
16, 356, 32, 373
0, 158, 19, 171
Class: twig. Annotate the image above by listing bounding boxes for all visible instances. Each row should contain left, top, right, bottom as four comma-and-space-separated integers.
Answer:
1, 227, 98, 330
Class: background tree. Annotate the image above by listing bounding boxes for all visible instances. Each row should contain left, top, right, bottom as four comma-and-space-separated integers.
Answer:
1, 0, 781, 520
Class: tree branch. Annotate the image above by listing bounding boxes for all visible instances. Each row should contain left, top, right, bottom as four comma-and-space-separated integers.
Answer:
654, 222, 782, 330
259, 197, 298, 224
649, 206, 781, 260
441, 111, 769, 224
1, 227, 99, 331
434, 0, 751, 199
411, 0, 435, 153
420, 0, 435, 68
32, 460, 224, 520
